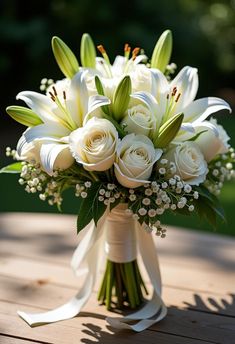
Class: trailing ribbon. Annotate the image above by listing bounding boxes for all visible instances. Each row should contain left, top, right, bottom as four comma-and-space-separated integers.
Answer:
17, 207, 167, 332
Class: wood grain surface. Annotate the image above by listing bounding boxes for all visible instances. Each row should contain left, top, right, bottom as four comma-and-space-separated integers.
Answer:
0, 213, 234, 344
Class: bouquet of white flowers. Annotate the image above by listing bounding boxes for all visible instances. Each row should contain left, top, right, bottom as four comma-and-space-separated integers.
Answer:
1, 30, 234, 332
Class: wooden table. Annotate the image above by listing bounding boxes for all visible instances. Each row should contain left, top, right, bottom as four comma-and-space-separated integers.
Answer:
0, 213, 234, 344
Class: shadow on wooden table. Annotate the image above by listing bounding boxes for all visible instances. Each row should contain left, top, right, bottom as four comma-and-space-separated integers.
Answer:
184, 293, 235, 316
80, 294, 235, 343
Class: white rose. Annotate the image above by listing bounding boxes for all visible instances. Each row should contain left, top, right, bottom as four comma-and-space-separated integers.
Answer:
121, 104, 155, 136
130, 64, 152, 93
164, 141, 208, 185
114, 134, 162, 188
69, 117, 118, 171
195, 118, 230, 162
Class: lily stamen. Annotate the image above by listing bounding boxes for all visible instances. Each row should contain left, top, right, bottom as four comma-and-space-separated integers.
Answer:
124, 43, 131, 59
164, 88, 182, 122
49, 92, 56, 102
175, 93, 181, 102
48, 89, 76, 131
52, 86, 58, 96
171, 87, 177, 96
97, 44, 113, 78
132, 47, 140, 61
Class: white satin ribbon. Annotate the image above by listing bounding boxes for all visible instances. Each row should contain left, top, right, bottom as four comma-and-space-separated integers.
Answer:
17, 206, 167, 331
105, 206, 137, 263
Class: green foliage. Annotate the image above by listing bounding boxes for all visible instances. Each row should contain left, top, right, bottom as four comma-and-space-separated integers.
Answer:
187, 130, 208, 142
195, 185, 226, 228
77, 182, 107, 233
0, 162, 22, 174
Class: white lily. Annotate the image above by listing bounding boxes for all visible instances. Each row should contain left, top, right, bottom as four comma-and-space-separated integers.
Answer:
84, 51, 153, 97
149, 65, 231, 139
16, 71, 110, 175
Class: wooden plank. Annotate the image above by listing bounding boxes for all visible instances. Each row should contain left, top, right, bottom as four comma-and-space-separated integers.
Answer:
0, 335, 45, 344
0, 275, 234, 344
1, 213, 235, 272
0, 252, 234, 295
1, 275, 234, 317
1, 213, 234, 343
0, 300, 219, 344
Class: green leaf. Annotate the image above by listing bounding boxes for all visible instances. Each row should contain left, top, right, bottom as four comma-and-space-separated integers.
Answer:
52, 36, 79, 79
0, 162, 23, 174
77, 197, 93, 233
195, 198, 217, 229
77, 182, 107, 233
187, 130, 208, 142
93, 195, 106, 226
6, 106, 43, 127
207, 198, 226, 224
194, 187, 226, 229
175, 207, 191, 216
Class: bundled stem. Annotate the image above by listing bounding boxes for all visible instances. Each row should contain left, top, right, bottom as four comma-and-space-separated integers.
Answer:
98, 259, 148, 310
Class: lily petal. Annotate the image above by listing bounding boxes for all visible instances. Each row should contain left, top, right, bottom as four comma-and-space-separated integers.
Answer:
175, 121, 219, 142
16, 91, 57, 123
83, 95, 111, 124
40, 142, 73, 175
23, 123, 70, 144
67, 71, 89, 127
171, 66, 199, 110
181, 123, 195, 133
112, 56, 127, 75
194, 121, 219, 136
183, 97, 231, 123
133, 55, 148, 65
150, 68, 169, 114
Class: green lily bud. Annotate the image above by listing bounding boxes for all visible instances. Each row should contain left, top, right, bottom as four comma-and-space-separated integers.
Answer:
112, 76, 131, 121
80, 33, 96, 68
6, 106, 43, 127
95, 76, 110, 115
151, 30, 173, 72
154, 113, 184, 148
95, 75, 105, 95
52, 36, 79, 79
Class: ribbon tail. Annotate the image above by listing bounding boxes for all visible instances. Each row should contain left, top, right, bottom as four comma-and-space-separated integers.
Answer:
106, 223, 167, 332
18, 214, 107, 327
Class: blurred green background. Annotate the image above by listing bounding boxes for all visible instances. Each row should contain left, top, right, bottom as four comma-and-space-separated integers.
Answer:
0, 0, 235, 235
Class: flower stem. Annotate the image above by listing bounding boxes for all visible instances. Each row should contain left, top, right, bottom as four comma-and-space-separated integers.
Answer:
106, 260, 114, 310
98, 259, 147, 310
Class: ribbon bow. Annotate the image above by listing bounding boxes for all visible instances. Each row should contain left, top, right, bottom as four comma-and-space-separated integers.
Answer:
17, 211, 167, 332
